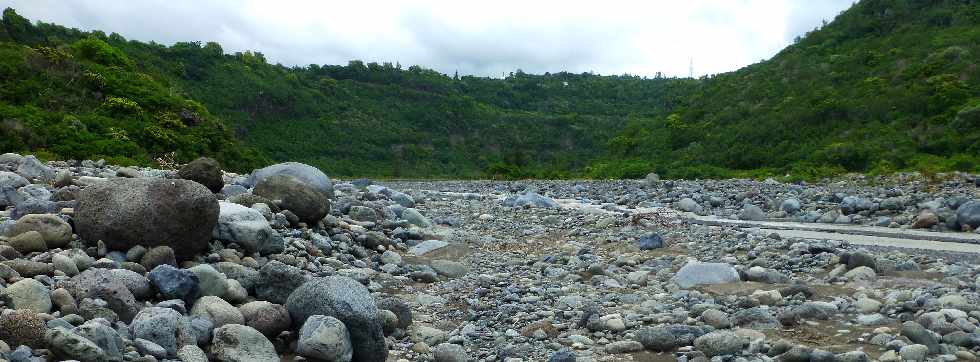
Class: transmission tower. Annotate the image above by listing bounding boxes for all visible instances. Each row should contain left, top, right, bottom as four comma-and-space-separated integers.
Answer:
689, 58, 693, 78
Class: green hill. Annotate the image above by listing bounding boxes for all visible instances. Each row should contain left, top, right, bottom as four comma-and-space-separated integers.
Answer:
0, 0, 977, 179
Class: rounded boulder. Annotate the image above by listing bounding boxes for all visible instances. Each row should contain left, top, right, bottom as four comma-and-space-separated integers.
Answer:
286, 276, 387, 362
75, 178, 219, 259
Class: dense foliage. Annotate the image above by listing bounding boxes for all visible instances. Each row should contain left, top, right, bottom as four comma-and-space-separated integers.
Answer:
0, 9, 266, 170
597, 0, 980, 179
1, 0, 977, 179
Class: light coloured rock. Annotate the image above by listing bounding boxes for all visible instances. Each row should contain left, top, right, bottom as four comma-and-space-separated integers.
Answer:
297, 315, 353, 362
210, 324, 278, 362
2, 278, 51, 313
672, 261, 739, 288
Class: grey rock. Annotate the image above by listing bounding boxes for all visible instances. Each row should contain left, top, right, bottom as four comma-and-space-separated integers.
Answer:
901, 321, 940, 355
401, 208, 431, 227
408, 240, 448, 256
148, 264, 200, 302
69, 268, 140, 322
739, 204, 766, 221
2, 278, 51, 313
254, 260, 307, 304
210, 324, 278, 362
177, 345, 209, 362
177, 157, 224, 193
239, 301, 291, 337
46, 326, 105, 362
213, 202, 284, 255
676, 198, 703, 213
957, 201, 980, 230
348, 205, 378, 222
694, 330, 747, 357
502, 192, 559, 208
74, 320, 125, 361
253, 172, 331, 224
130, 307, 182, 358
190, 295, 244, 328
780, 198, 801, 214
75, 178, 219, 259
15, 155, 54, 182
286, 276, 387, 362
8, 213, 73, 249
430, 260, 467, 278
297, 315, 354, 362
134, 338, 168, 359
637, 232, 664, 250
188, 264, 228, 298
671, 261, 739, 288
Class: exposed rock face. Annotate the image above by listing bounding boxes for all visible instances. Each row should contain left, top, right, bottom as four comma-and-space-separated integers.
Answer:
75, 178, 219, 259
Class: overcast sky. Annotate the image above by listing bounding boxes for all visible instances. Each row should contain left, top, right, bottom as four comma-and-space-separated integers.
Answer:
5, 0, 853, 78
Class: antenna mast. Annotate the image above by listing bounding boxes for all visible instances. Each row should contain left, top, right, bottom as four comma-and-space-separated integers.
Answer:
689, 58, 694, 78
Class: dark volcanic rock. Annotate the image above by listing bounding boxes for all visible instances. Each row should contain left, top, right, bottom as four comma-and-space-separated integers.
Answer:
75, 178, 219, 259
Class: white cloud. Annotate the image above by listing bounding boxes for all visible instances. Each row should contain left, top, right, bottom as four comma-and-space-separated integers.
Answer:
3, 0, 852, 77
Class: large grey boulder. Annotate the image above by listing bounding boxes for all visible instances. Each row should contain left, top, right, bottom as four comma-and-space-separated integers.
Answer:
191, 296, 244, 328
247, 162, 333, 195
671, 261, 740, 289
957, 201, 980, 230
69, 268, 140, 322
2, 278, 51, 313
210, 324, 278, 362
213, 202, 284, 255
76, 178, 219, 259
254, 174, 331, 224
694, 330, 747, 357
45, 327, 105, 362
297, 315, 354, 362
177, 157, 224, 192
286, 276, 387, 362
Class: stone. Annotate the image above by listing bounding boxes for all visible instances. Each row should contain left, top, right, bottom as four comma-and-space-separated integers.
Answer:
188, 264, 228, 298
254, 174, 331, 224
739, 204, 766, 220
286, 276, 387, 362
297, 315, 354, 362
900, 344, 929, 362
605, 340, 644, 353
410, 325, 448, 345
213, 202, 284, 255
9, 214, 73, 248
676, 197, 703, 213
46, 326, 105, 362
74, 319, 126, 361
548, 349, 577, 362
380, 250, 402, 265
637, 232, 664, 250
0, 171, 29, 189
701, 309, 732, 329
141, 245, 177, 270
911, 209, 939, 228
1, 259, 52, 277
69, 268, 140, 322
54, 169, 73, 187
843, 266, 876, 282
190, 295, 244, 328
433, 343, 466, 362
0, 309, 47, 348
401, 208, 431, 227
854, 298, 882, 313
51, 287, 77, 314
845, 251, 877, 271
377, 297, 413, 330
148, 264, 200, 302
134, 338, 168, 359
957, 201, 980, 230
7, 230, 46, 253
501, 192, 559, 208
349, 205, 378, 222
177, 157, 224, 192
255, 260, 307, 304
694, 330, 747, 357
210, 324, 279, 362
75, 178, 219, 259
177, 345, 209, 362
15, 155, 54, 182
239, 301, 291, 336
131, 307, 184, 358
408, 239, 448, 256
780, 198, 801, 214
671, 261, 740, 288
2, 278, 51, 313
840, 196, 873, 215
52, 254, 80, 276
901, 321, 939, 354
430, 260, 467, 278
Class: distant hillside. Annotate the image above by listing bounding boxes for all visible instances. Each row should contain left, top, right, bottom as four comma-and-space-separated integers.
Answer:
0, 9, 266, 171
0, 0, 977, 179
597, 0, 980, 179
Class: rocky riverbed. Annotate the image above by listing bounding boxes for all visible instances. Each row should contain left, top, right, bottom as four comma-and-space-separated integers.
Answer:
1, 154, 980, 362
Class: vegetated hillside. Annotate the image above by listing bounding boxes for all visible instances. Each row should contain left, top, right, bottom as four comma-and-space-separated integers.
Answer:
0, 9, 266, 171
597, 0, 980, 180
2, 0, 978, 180
0, 8, 694, 178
